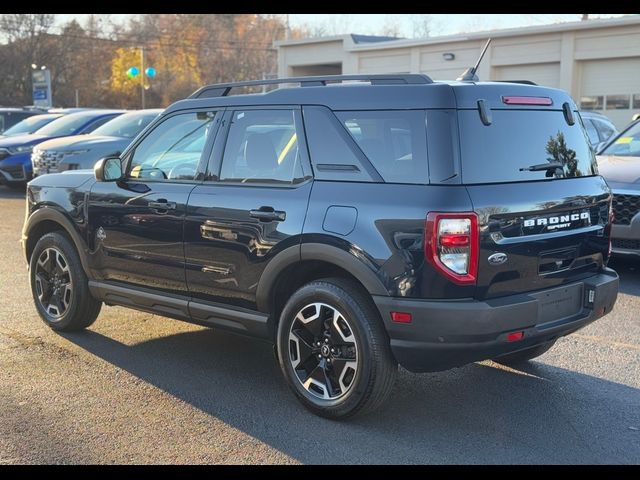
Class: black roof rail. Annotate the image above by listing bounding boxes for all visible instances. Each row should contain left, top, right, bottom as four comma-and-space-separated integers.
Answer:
189, 74, 433, 99
494, 80, 538, 86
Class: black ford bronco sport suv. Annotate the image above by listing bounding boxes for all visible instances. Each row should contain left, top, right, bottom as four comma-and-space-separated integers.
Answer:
22, 74, 619, 419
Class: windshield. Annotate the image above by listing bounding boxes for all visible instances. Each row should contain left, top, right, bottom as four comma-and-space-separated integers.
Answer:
2, 114, 62, 136
458, 109, 597, 184
36, 113, 98, 136
601, 121, 640, 157
92, 111, 160, 139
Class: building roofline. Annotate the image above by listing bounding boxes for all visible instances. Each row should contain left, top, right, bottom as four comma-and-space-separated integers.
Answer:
276, 15, 640, 51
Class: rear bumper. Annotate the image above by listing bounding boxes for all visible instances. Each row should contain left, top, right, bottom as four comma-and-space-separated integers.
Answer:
374, 268, 619, 372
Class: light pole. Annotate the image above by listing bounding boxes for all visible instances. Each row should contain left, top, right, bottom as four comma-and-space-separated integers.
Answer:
139, 46, 145, 109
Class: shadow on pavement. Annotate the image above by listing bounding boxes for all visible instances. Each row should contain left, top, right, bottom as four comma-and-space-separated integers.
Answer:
62, 326, 640, 464
609, 257, 640, 296
0, 185, 26, 199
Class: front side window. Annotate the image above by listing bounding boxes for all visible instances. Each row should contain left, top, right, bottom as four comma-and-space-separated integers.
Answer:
128, 111, 216, 181
335, 110, 428, 184
219, 109, 304, 184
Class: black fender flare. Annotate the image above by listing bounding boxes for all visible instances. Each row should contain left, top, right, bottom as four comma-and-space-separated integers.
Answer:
255, 242, 388, 313
22, 207, 92, 273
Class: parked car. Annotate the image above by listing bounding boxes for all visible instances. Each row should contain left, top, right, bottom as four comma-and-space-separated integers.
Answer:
0, 107, 46, 134
32, 109, 162, 177
22, 75, 618, 419
0, 113, 64, 138
596, 118, 640, 255
0, 110, 123, 188
580, 111, 619, 152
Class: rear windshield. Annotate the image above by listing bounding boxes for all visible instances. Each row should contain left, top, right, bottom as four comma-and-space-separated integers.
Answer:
458, 110, 597, 184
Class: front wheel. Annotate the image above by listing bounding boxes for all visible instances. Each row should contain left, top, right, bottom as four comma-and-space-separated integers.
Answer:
277, 278, 397, 419
29, 232, 102, 331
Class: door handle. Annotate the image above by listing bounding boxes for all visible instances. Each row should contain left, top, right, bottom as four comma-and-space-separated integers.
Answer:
250, 207, 286, 222
149, 200, 177, 210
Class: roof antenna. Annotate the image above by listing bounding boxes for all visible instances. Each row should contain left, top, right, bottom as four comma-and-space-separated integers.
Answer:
457, 38, 492, 82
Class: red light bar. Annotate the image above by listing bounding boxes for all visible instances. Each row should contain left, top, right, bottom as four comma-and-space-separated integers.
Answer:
506, 331, 524, 342
391, 312, 412, 324
502, 96, 553, 106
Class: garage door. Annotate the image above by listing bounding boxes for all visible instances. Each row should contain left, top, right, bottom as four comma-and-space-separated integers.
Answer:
493, 63, 560, 88
580, 58, 640, 130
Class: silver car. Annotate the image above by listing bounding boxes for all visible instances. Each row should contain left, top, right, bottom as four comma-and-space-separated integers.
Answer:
597, 119, 640, 256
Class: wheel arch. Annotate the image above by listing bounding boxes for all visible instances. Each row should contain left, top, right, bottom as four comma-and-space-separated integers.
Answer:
256, 242, 389, 336
23, 207, 91, 273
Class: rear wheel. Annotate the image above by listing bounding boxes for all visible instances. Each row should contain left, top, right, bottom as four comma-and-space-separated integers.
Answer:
29, 232, 102, 331
493, 340, 556, 365
277, 278, 397, 419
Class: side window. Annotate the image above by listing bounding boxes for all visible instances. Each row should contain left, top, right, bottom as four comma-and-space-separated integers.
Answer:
219, 109, 304, 184
82, 115, 117, 134
335, 110, 429, 184
583, 119, 600, 145
593, 119, 615, 142
128, 111, 216, 181
303, 106, 375, 182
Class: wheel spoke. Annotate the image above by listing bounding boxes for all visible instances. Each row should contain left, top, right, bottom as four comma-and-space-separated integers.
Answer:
302, 364, 331, 399
289, 328, 315, 368
54, 250, 69, 275
60, 283, 72, 311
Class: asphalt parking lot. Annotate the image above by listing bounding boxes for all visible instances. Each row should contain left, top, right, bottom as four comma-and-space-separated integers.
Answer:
0, 185, 638, 465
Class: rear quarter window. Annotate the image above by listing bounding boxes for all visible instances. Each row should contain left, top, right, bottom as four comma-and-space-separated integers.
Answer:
335, 110, 429, 184
458, 109, 597, 184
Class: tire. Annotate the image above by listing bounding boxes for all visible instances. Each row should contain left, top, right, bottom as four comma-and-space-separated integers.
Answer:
493, 340, 557, 365
276, 277, 397, 419
29, 231, 102, 331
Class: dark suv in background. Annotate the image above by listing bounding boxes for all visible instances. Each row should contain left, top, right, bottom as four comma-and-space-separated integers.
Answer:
22, 74, 618, 419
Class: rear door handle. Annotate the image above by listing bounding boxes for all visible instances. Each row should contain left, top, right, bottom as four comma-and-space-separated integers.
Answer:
250, 207, 286, 222
149, 200, 177, 210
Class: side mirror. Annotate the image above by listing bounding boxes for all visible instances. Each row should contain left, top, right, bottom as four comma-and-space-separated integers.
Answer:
94, 156, 123, 182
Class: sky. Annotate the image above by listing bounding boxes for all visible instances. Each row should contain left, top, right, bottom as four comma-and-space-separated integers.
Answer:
56, 14, 629, 39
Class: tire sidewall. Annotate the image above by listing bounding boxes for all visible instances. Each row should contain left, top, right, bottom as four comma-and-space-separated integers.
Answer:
277, 281, 379, 417
29, 232, 85, 331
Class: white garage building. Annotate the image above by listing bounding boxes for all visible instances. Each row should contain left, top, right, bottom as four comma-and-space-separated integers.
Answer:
276, 16, 640, 129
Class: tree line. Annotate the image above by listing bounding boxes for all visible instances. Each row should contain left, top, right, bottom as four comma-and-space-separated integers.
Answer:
0, 14, 295, 109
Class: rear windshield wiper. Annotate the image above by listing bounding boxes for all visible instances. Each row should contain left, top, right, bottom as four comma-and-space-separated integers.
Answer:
519, 162, 564, 172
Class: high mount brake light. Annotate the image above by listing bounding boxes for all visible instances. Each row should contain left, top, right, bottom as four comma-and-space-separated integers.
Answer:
502, 96, 553, 106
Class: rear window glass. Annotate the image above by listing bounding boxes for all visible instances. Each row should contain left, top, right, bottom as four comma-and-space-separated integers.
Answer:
335, 110, 428, 184
458, 110, 597, 184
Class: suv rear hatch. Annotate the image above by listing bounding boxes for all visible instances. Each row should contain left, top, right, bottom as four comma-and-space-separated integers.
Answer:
454, 84, 612, 301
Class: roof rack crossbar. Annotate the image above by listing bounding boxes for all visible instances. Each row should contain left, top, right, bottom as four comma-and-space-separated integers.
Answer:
189, 74, 433, 99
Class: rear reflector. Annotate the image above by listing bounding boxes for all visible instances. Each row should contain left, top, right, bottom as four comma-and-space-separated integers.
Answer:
391, 312, 412, 324
502, 96, 553, 106
506, 331, 524, 342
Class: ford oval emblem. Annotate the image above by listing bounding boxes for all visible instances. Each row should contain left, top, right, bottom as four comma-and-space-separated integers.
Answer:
488, 252, 508, 266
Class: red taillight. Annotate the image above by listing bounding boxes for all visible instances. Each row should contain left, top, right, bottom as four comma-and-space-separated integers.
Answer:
502, 96, 553, 106
391, 312, 412, 324
425, 212, 479, 285
507, 331, 524, 342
